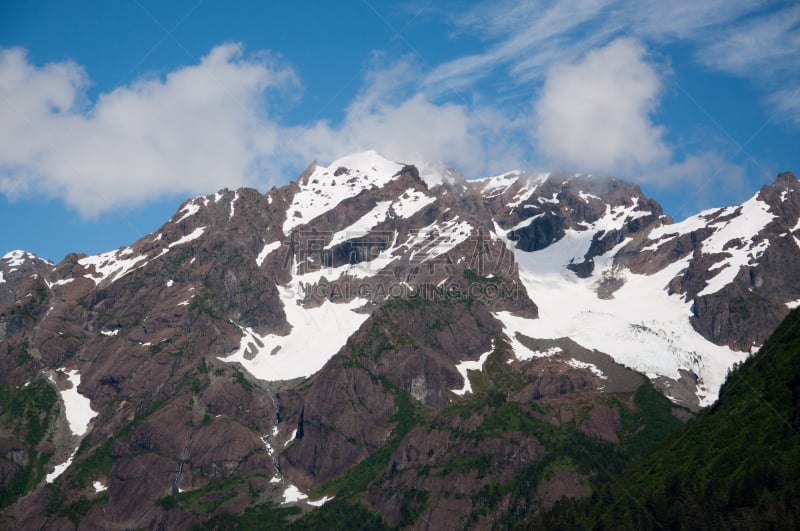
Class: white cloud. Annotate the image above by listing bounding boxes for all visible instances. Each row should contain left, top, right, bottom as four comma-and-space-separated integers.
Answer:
291, 59, 529, 178
434, 0, 800, 128
427, 0, 612, 93
533, 38, 669, 174
528, 38, 751, 191
0, 44, 297, 216
623, 0, 766, 41
431, 0, 766, 94
0, 47, 533, 215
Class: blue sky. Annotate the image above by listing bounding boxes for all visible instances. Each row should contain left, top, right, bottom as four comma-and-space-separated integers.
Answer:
1, 0, 798, 262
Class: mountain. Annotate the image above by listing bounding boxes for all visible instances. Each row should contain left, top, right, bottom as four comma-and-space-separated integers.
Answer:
533, 307, 800, 529
0, 250, 52, 310
0, 150, 798, 528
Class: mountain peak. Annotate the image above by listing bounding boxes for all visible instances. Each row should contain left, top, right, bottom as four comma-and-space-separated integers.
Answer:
326, 149, 400, 175
2, 249, 43, 265
775, 170, 798, 186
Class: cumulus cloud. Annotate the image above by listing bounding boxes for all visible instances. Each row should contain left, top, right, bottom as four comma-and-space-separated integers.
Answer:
0, 47, 533, 216
290, 59, 529, 178
0, 44, 296, 216
533, 38, 669, 174
0, 34, 763, 219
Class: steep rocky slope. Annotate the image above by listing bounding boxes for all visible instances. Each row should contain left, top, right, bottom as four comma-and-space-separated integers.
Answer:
0, 151, 798, 528
0, 251, 52, 311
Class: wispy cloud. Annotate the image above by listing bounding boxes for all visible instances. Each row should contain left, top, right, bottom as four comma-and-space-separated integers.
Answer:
427, 0, 791, 122
426, 0, 614, 93
695, 3, 800, 126
696, 4, 800, 78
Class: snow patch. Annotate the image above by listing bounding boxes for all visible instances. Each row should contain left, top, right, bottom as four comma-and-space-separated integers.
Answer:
46, 449, 76, 483
787, 298, 800, 310
406, 219, 473, 264
508, 213, 545, 233
451, 341, 493, 396
256, 241, 282, 267
230, 190, 239, 219
538, 193, 559, 204
284, 429, 297, 447
307, 495, 335, 507
326, 201, 393, 249
93, 481, 107, 492
261, 434, 275, 457
59, 369, 98, 436
168, 227, 206, 248
175, 202, 200, 223
79, 248, 148, 285
564, 358, 606, 379
507, 173, 550, 208
493, 312, 561, 361
282, 485, 308, 504
295, 231, 402, 283
476, 171, 522, 197
100, 329, 118, 337
220, 284, 369, 381
2, 250, 41, 268
693, 196, 776, 297
391, 189, 436, 219
578, 191, 601, 202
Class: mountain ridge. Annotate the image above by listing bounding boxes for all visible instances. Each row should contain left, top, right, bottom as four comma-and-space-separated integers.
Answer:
1, 151, 798, 528
2, 155, 798, 404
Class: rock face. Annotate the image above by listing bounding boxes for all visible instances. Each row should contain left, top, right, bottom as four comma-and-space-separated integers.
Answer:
0, 251, 52, 313
623, 171, 800, 351
0, 151, 798, 528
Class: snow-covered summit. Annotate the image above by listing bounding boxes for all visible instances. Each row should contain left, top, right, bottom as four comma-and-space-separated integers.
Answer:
2, 249, 51, 269
283, 150, 410, 235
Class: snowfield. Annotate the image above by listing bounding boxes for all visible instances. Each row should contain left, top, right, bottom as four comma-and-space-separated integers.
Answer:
60, 369, 98, 437
494, 205, 749, 407
220, 283, 369, 381
451, 340, 494, 396
283, 150, 407, 235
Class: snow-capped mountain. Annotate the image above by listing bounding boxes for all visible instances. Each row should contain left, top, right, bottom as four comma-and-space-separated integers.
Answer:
5, 152, 799, 405
1, 151, 798, 528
